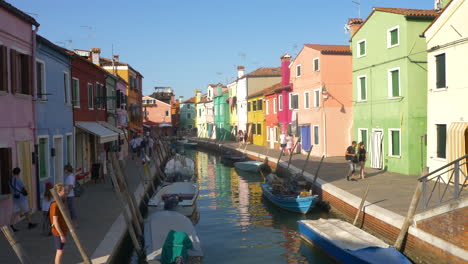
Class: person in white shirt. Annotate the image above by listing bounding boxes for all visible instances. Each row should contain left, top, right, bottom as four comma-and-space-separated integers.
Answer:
280, 133, 287, 155
64, 165, 77, 227
286, 135, 293, 156
130, 137, 138, 160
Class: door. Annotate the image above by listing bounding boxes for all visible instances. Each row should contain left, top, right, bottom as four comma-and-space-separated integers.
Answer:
370, 130, 383, 169
270, 128, 275, 149
301, 125, 311, 151
0, 148, 12, 194
54, 137, 64, 183
16, 141, 34, 209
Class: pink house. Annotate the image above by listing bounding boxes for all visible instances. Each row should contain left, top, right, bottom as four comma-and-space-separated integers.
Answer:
0, 1, 40, 219
142, 96, 173, 136
290, 44, 353, 157
276, 54, 293, 136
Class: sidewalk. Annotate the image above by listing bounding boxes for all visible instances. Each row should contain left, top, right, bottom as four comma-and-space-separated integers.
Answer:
0, 158, 147, 264
195, 138, 421, 216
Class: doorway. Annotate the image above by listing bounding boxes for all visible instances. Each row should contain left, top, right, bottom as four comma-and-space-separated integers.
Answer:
370, 129, 383, 169
54, 137, 64, 183
0, 148, 12, 194
16, 141, 34, 209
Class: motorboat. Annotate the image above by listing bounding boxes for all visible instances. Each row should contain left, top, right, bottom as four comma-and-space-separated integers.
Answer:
148, 182, 199, 217
261, 182, 318, 214
164, 154, 195, 182
234, 160, 263, 172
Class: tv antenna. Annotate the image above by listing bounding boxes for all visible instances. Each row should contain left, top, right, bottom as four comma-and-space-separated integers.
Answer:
352, 1, 361, 18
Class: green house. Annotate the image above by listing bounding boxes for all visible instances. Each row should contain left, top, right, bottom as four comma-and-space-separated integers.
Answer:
351, 7, 437, 175
213, 84, 230, 140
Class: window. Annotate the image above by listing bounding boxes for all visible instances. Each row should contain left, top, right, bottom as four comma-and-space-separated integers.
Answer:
266, 126, 270, 141
357, 40, 366, 57
251, 123, 256, 135
10, 50, 32, 95
278, 95, 283, 111
358, 128, 368, 147
313, 58, 320, 72
38, 137, 49, 180
188, 125, 193, 129
187, 113, 191, 119
266, 100, 269, 114
436, 124, 447, 159
275, 126, 279, 142
252, 100, 257, 111
247, 101, 251, 112
387, 26, 399, 48
389, 129, 401, 157
208, 90, 211, 98
257, 99, 263, 111
66, 134, 73, 167
87, 83, 94, 109
187, 104, 191, 109
273, 98, 277, 113
257, 123, 262, 136
296, 65, 301, 77
198, 109, 201, 117
290, 93, 298, 109
388, 68, 400, 98
0, 45, 7, 92
313, 89, 320, 107
63, 72, 71, 104
313, 125, 319, 145
72, 78, 80, 107
304, 92, 310, 109
36, 60, 46, 100
435, 53, 446, 89
95, 83, 104, 109
358, 75, 367, 101
165, 110, 169, 117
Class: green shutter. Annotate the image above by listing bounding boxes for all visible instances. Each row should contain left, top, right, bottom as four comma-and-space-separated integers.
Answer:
257, 123, 261, 136
436, 125, 447, 158
359, 42, 365, 56
391, 130, 400, 156
314, 126, 319, 145
391, 70, 399, 97
361, 130, 367, 146
436, 54, 446, 88
39, 139, 47, 179
390, 29, 398, 46
360, 77, 366, 100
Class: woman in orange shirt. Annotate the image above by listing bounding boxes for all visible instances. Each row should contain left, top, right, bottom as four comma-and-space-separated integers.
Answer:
49, 184, 68, 264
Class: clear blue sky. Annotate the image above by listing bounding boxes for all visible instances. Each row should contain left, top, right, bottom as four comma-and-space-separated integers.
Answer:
10, 0, 433, 99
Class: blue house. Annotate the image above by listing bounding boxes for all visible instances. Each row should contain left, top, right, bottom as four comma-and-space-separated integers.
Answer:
36, 35, 74, 197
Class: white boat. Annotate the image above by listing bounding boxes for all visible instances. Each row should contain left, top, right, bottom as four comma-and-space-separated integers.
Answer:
234, 160, 263, 172
145, 211, 203, 264
177, 139, 188, 145
148, 182, 199, 217
164, 154, 195, 182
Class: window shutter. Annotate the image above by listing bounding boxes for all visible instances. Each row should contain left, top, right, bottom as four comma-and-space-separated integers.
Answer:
360, 42, 365, 56
436, 54, 446, 88
436, 125, 446, 158
390, 29, 398, 46
10, 49, 17, 93
116, 90, 121, 108
391, 131, 400, 156
392, 71, 399, 97
360, 77, 366, 100
1, 46, 7, 91
25, 55, 32, 95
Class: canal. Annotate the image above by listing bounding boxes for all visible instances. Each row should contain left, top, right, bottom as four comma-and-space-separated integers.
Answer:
132, 148, 338, 264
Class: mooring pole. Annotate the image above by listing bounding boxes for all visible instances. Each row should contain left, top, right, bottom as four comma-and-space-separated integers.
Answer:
1, 225, 31, 264
312, 155, 325, 185
287, 140, 300, 170
353, 184, 370, 226
300, 147, 313, 177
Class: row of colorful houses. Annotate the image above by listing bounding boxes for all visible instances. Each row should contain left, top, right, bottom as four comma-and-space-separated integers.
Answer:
182, 0, 467, 178
0, 0, 146, 220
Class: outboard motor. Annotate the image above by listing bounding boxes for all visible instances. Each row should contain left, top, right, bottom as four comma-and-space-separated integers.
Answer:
164, 194, 180, 210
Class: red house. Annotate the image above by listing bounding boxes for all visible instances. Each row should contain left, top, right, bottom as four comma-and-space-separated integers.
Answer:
264, 83, 281, 150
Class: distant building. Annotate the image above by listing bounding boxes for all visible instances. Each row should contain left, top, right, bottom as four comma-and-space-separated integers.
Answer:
142, 96, 173, 136
179, 96, 196, 132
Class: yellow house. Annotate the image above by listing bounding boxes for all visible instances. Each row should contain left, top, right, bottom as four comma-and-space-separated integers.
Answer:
247, 91, 266, 146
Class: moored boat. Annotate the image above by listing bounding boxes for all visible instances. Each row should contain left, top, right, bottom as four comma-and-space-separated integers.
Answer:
261, 182, 318, 214
298, 218, 412, 264
184, 142, 198, 148
148, 182, 199, 217
234, 160, 263, 172
164, 154, 195, 182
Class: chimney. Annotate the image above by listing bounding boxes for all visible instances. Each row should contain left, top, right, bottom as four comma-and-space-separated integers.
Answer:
237, 66, 245, 78
195, 90, 201, 103
280, 53, 291, 87
179, 96, 184, 103
113, 54, 119, 63
91, 48, 101, 65
347, 18, 364, 37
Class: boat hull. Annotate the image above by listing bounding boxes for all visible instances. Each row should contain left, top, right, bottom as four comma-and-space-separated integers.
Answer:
261, 183, 317, 214
234, 161, 262, 172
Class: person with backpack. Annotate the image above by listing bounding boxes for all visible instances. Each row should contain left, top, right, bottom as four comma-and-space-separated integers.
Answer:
9, 167, 37, 231
41, 182, 54, 236
345, 141, 358, 181
64, 164, 77, 228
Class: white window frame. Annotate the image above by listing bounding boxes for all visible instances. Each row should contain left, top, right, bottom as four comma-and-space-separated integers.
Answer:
296, 64, 302, 77
266, 126, 270, 141
313, 58, 320, 72
72, 78, 80, 108
387, 67, 401, 99
36, 59, 46, 100
87, 83, 94, 109
388, 128, 401, 158
278, 95, 283, 111
304, 91, 310, 109
65, 132, 74, 169
357, 75, 367, 102
357, 39, 366, 58
38, 135, 51, 181
273, 98, 277, 113
289, 93, 299, 110
63, 72, 71, 105
313, 125, 320, 145
387, 26, 400, 48
313, 89, 320, 108
265, 100, 269, 114
358, 128, 368, 147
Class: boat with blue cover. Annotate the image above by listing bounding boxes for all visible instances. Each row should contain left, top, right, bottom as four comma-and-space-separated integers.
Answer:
298, 218, 412, 264
234, 160, 263, 172
261, 182, 319, 214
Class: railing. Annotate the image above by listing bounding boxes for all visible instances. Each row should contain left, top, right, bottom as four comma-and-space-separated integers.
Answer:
419, 155, 468, 210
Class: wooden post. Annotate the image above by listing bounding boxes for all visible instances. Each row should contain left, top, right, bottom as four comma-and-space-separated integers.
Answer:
312, 155, 325, 184
287, 140, 300, 170
275, 148, 284, 173
107, 161, 143, 254
1, 226, 31, 264
353, 183, 370, 226
394, 181, 423, 251
51, 189, 91, 264
300, 147, 313, 177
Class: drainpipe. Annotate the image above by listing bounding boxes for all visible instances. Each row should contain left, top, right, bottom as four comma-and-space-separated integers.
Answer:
32, 25, 40, 210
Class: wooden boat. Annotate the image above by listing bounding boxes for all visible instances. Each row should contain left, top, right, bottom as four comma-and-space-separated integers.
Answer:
221, 153, 247, 165
298, 218, 411, 264
176, 139, 188, 145
234, 160, 263, 172
261, 182, 318, 214
145, 211, 203, 264
148, 182, 199, 217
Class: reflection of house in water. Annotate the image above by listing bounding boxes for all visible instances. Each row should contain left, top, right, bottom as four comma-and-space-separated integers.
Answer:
238, 176, 251, 231
215, 163, 232, 208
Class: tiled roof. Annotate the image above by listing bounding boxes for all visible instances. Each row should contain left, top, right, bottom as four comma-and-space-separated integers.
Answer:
248, 82, 281, 98
246, 67, 281, 77
422, 0, 455, 37
66, 49, 110, 76
183, 97, 196, 104
199, 96, 209, 103
0, 0, 39, 26
348, 18, 364, 24
304, 44, 351, 55
373, 7, 438, 17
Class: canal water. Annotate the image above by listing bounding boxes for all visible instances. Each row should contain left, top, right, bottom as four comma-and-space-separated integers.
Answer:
131, 149, 338, 264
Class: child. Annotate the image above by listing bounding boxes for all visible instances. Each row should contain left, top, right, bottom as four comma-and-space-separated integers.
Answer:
41, 182, 53, 236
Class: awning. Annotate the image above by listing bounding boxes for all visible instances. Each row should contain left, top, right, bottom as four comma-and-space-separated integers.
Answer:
143, 124, 151, 128
448, 122, 468, 178
75, 122, 118, 144
159, 123, 172, 128
99, 122, 124, 136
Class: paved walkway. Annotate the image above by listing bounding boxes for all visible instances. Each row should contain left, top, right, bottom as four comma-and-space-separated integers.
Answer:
0, 158, 147, 264
194, 138, 422, 216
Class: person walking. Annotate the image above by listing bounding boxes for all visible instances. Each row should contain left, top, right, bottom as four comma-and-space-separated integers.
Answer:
64, 165, 77, 228
130, 136, 138, 160
238, 130, 244, 145
50, 183, 69, 264
148, 136, 154, 157
9, 167, 37, 231
345, 141, 358, 181
41, 182, 54, 236
280, 133, 287, 155
358, 142, 367, 179
286, 135, 293, 156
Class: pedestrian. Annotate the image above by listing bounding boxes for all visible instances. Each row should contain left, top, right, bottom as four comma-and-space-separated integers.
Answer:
243, 130, 247, 143
286, 134, 293, 156
9, 167, 37, 231
50, 183, 69, 264
148, 136, 154, 157
130, 136, 139, 160
238, 130, 244, 143
64, 164, 77, 228
358, 142, 367, 179
136, 135, 143, 158
140, 136, 147, 157
41, 182, 54, 236
280, 133, 287, 155
345, 141, 358, 181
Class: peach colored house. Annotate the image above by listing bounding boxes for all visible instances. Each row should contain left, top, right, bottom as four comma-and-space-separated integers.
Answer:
142, 96, 173, 136
290, 44, 353, 157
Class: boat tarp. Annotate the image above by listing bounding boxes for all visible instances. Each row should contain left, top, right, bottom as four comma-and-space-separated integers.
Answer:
351, 247, 412, 264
